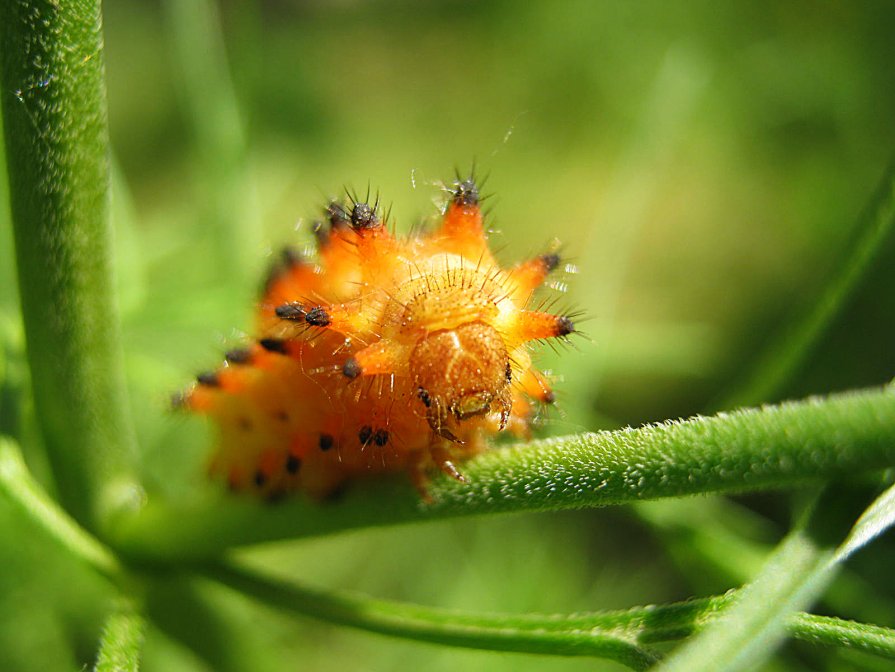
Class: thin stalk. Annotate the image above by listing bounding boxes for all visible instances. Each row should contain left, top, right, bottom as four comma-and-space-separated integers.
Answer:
0, 0, 138, 529
203, 562, 661, 670
201, 562, 895, 668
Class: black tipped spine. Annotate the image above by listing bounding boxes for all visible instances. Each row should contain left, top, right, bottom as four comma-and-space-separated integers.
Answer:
326, 201, 350, 229
540, 253, 561, 273
281, 246, 302, 268
305, 306, 331, 327
556, 316, 575, 337
350, 202, 379, 230
259, 338, 288, 355
196, 371, 220, 387
225, 348, 253, 365
452, 178, 479, 207
285, 454, 302, 474
342, 357, 362, 379
358, 425, 373, 445
262, 246, 304, 296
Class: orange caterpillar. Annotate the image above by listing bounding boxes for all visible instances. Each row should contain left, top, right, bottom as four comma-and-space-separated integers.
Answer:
179, 174, 574, 500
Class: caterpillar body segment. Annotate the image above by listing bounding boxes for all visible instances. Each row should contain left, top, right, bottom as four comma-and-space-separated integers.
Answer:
179, 174, 575, 499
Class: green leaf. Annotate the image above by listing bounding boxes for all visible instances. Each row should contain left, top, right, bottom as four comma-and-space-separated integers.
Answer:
111, 385, 895, 561
94, 603, 145, 672
0, 0, 139, 529
657, 480, 895, 672
837, 479, 895, 561
656, 526, 836, 672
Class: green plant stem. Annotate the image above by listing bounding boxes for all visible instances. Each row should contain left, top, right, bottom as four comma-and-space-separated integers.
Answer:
202, 562, 895, 669
0, 0, 138, 529
0, 437, 126, 586
2, 433, 892, 668
718, 156, 895, 410
113, 385, 895, 561
204, 561, 661, 670
792, 614, 895, 659
94, 602, 145, 672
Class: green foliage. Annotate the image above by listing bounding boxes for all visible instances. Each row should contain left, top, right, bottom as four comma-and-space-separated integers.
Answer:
1, 2, 895, 671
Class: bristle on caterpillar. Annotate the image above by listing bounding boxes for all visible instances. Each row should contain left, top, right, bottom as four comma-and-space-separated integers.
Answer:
178, 172, 576, 500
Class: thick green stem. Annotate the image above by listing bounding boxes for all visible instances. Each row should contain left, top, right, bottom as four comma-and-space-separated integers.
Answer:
0, 0, 138, 528
113, 385, 895, 561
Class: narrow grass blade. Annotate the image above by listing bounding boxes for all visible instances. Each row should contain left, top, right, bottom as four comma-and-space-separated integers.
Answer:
657, 480, 895, 671
719, 157, 895, 410
657, 528, 835, 672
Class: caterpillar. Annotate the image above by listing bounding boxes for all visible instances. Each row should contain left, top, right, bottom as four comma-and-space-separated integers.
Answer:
177, 173, 575, 500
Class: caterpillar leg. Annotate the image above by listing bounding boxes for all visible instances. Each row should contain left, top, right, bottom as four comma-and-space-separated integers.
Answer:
430, 440, 469, 484
408, 438, 469, 502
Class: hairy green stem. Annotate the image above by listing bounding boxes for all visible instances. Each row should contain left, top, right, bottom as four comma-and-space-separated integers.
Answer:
2, 433, 892, 669
94, 602, 145, 672
792, 613, 895, 660
203, 562, 661, 670
0, 0, 138, 528
201, 561, 895, 669
113, 385, 895, 561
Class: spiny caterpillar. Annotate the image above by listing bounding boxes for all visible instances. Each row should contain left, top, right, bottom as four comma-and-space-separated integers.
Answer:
178, 173, 576, 500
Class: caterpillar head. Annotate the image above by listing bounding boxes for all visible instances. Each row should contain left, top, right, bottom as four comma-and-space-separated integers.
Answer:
411, 321, 512, 440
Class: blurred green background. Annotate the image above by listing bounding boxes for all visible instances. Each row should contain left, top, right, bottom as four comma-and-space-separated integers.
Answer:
2, 1, 894, 670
